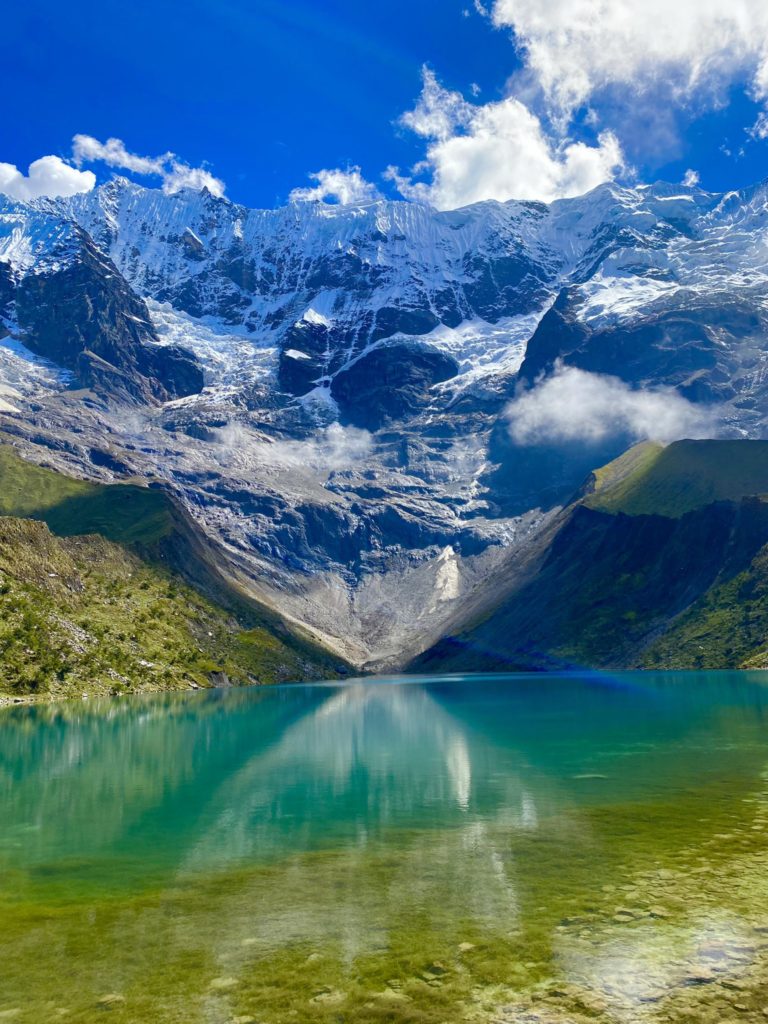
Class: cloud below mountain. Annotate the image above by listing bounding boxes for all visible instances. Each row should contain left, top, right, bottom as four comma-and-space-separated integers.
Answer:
506, 364, 720, 446
214, 422, 373, 471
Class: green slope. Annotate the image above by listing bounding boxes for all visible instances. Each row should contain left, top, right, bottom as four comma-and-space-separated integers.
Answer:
642, 543, 768, 670
586, 439, 768, 518
0, 447, 173, 543
0, 448, 342, 699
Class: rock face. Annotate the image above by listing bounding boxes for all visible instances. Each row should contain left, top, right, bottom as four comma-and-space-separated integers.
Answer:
330, 343, 459, 430
3, 177, 768, 666
0, 196, 203, 403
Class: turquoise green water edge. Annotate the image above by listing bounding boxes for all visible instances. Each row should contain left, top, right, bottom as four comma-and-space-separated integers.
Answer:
3, 672, 768, 1024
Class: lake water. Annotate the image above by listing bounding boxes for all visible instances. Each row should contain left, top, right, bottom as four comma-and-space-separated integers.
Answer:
2, 672, 768, 1023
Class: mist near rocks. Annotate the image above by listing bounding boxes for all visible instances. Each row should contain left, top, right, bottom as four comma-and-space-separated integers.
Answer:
505, 363, 722, 447
213, 421, 374, 473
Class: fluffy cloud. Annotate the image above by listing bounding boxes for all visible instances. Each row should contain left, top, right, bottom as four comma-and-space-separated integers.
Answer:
289, 167, 381, 205
392, 3, 768, 210
489, 0, 768, 118
161, 163, 226, 196
0, 156, 95, 201
72, 135, 168, 175
72, 134, 226, 197
390, 69, 624, 209
506, 364, 719, 446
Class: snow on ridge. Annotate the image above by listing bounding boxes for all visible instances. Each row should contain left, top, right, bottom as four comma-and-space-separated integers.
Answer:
428, 309, 551, 387
0, 199, 81, 275
0, 335, 72, 402
6, 174, 768, 414
302, 307, 331, 327
147, 300, 278, 398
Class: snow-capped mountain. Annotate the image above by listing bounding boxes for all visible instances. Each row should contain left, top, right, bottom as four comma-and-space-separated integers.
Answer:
1, 175, 768, 665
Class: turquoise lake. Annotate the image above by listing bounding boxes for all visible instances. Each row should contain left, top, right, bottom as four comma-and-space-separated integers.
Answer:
2, 672, 768, 1023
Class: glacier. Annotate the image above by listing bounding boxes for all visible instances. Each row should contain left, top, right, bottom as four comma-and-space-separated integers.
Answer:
1, 174, 768, 665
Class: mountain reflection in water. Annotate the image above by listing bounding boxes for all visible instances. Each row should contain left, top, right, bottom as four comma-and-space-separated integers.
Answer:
3, 672, 768, 1024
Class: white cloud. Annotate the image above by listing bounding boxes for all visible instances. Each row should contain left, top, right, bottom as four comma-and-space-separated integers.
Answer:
506, 363, 719, 446
289, 167, 381, 205
390, 69, 624, 209
0, 156, 95, 201
489, 0, 768, 119
72, 134, 226, 197
161, 162, 226, 197
214, 421, 372, 470
72, 135, 169, 176
682, 168, 700, 187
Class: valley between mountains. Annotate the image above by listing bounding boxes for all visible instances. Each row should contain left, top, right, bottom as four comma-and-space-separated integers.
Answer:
3, 176, 768, 693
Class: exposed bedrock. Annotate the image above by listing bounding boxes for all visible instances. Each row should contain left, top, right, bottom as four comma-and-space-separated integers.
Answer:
331, 343, 459, 430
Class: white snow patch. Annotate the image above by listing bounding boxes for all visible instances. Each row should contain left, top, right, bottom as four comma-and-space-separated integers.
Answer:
298, 384, 340, 418
429, 546, 460, 612
147, 300, 278, 401
302, 307, 331, 327
427, 308, 551, 391
579, 274, 679, 325
284, 348, 312, 360
0, 335, 72, 403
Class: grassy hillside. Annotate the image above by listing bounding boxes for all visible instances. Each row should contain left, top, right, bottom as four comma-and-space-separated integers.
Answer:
586, 439, 768, 518
0, 448, 342, 699
643, 543, 768, 669
415, 439, 768, 674
0, 447, 173, 543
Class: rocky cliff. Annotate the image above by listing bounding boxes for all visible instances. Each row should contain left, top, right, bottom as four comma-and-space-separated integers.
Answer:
2, 177, 768, 667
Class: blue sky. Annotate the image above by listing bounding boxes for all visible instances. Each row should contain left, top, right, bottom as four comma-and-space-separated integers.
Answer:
2, 0, 768, 209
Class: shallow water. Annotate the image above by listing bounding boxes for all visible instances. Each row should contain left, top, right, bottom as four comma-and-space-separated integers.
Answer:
3, 672, 768, 1023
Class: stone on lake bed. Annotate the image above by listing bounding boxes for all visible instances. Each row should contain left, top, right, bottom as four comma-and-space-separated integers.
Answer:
376, 987, 411, 1003
209, 977, 238, 991
96, 994, 125, 1009
421, 961, 449, 978
612, 907, 642, 922
310, 988, 345, 1005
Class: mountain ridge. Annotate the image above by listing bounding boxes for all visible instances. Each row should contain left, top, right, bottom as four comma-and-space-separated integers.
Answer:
3, 175, 768, 667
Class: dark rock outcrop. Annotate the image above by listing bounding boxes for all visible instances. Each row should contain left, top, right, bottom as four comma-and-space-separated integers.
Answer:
331, 343, 459, 430
11, 228, 202, 403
